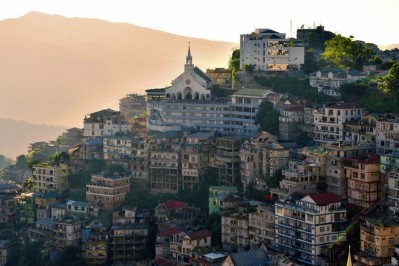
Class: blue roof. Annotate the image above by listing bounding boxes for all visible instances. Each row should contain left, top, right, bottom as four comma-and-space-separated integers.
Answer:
230, 249, 270, 266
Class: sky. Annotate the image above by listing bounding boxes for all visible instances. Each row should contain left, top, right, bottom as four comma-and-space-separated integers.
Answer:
0, 0, 398, 47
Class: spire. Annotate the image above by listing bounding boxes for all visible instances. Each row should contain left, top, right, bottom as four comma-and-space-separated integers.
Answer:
346, 245, 353, 266
185, 42, 194, 72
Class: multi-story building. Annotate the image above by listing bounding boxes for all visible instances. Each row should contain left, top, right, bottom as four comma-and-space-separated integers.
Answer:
262, 143, 290, 178
146, 47, 271, 137
28, 218, 53, 253
59, 127, 83, 149
119, 94, 147, 121
0, 196, 16, 227
354, 215, 399, 265
275, 193, 348, 266
170, 229, 212, 263
326, 143, 376, 198
83, 109, 130, 139
240, 28, 304, 73
52, 216, 88, 250
81, 220, 109, 265
0, 230, 17, 266
313, 102, 364, 144
16, 192, 36, 225
299, 146, 327, 177
325, 142, 375, 198
279, 107, 305, 141
343, 114, 376, 144
381, 152, 399, 214
149, 132, 183, 194
271, 160, 320, 202
155, 226, 181, 258
32, 163, 69, 194
110, 223, 148, 264
376, 113, 399, 155
181, 133, 210, 191
86, 172, 130, 211
215, 137, 242, 187
34, 192, 59, 219
103, 133, 132, 161
240, 131, 278, 188
248, 204, 275, 249
344, 153, 381, 208
130, 135, 149, 181
309, 68, 367, 91
221, 209, 249, 252
206, 68, 232, 88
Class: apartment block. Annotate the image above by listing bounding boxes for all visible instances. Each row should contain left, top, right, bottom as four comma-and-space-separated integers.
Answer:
81, 220, 109, 265
314, 102, 364, 144
309, 68, 367, 91
215, 137, 242, 187
248, 204, 275, 249
299, 146, 327, 177
381, 152, 399, 214
32, 163, 69, 194
344, 153, 381, 208
52, 216, 88, 250
209, 186, 238, 215
28, 218, 53, 253
354, 215, 399, 265
240, 28, 304, 73
324, 142, 375, 198
221, 209, 249, 252
376, 113, 399, 155
170, 229, 212, 263
130, 135, 149, 181
156, 226, 181, 258
275, 193, 347, 265
103, 134, 132, 161
0, 196, 16, 226
16, 192, 36, 225
86, 172, 130, 211
271, 159, 320, 202
149, 132, 183, 194
83, 109, 130, 139
262, 143, 289, 178
34, 192, 59, 219
343, 114, 376, 144
279, 107, 304, 141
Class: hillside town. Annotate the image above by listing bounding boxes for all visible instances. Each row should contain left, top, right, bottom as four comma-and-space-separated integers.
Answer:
1, 26, 399, 266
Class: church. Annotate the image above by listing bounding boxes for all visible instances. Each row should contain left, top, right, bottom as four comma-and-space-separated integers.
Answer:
146, 44, 271, 137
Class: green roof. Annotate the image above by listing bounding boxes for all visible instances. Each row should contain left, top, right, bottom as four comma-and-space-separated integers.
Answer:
194, 67, 212, 83
233, 88, 270, 97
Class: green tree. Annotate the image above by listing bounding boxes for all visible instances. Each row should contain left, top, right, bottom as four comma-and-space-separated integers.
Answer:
242, 64, 255, 75
16, 155, 28, 169
266, 169, 283, 188
323, 35, 374, 70
303, 48, 319, 74
48, 151, 70, 164
205, 212, 221, 245
255, 100, 279, 136
18, 241, 44, 266
0, 155, 14, 169
228, 49, 240, 82
376, 63, 399, 105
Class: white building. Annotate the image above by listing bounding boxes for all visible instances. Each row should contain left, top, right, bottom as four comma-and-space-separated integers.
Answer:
275, 193, 347, 266
146, 46, 271, 137
309, 68, 368, 91
313, 102, 364, 144
240, 28, 304, 73
83, 109, 130, 139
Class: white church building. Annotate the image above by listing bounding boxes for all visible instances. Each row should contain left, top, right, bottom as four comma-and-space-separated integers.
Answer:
146, 45, 271, 137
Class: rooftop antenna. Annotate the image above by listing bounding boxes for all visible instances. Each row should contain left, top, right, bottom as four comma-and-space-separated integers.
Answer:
289, 19, 292, 38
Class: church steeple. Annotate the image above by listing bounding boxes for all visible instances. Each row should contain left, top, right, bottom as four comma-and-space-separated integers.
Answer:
185, 42, 194, 72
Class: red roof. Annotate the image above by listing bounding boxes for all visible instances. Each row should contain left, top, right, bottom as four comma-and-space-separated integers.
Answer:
164, 200, 186, 209
308, 193, 341, 205
159, 227, 181, 237
185, 229, 211, 240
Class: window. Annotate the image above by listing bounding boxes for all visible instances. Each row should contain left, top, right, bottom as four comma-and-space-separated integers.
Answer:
320, 226, 325, 232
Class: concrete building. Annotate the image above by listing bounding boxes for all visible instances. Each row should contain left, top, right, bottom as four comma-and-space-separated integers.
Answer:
240, 28, 304, 73
221, 209, 249, 252
275, 193, 348, 265
215, 137, 242, 187
16, 192, 36, 225
146, 46, 271, 137
271, 159, 320, 202
130, 135, 149, 181
103, 134, 132, 161
309, 68, 367, 92
32, 163, 69, 194
83, 109, 130, 139
119, 94, 147, 121
354, 215, 399, 265
34, 192, 59, 219
343, 114, 376, 144
279, 107, 305, 141
262, 143, 290, 178
170, 229, 212, 263
324, 143, 375, 199
381, 152, 399, 215
248, 204, 275, 249
81, 220, 109, 265
344, 153, 381, 209
155, 226, 181, 258
86, 172, 130, 211
52, 216, 88, 250
314, 102, 364, 144
376, 113, 399, 155
299, 146, 327, 177
208, 186, 238, 215
149, 132, 183, 194
0, 230, 17, 266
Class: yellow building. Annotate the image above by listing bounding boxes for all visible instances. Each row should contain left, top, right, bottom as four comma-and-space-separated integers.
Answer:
354, 215, 399, 265
32, 163, 69, 194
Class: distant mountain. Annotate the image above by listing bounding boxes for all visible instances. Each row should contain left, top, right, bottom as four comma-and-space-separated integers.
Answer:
0, 12, 237, 126
379, 44, 399, 50
0, 118, 67, 159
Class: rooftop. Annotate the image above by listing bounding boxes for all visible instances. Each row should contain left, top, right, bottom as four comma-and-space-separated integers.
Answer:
307, 192, 341, 206
233, 88, 271, 97
185, 229, 211, 240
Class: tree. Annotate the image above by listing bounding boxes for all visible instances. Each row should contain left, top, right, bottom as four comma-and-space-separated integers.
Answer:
228, 49, 240, 82
48, 151, 70, 164
376, 63, 399, 105
303, 48, 319, 74
255, 100, 279, 136
322, 35, 374, 70
18, 241, 44, 266
0, 155, 14, 169
205, 212, 221, 245
266, 169, 283, 188
242, 64, 255, 75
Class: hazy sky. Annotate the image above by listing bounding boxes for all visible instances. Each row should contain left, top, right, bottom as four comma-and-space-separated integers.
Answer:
0, 0, 398, 46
